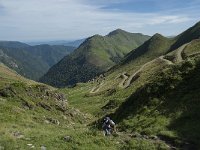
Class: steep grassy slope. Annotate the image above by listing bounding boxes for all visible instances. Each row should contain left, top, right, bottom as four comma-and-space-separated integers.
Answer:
40, 29, 150, 87
0, 63, 37, 87
170, 21, 200, 51
59, 23, 200, 149
0, 42, 75, 80
112, 56, 200, 148
123, 33, 173, 64
0, 64, 100, 149
60, 40, 200, 149
0, 63, 168, 150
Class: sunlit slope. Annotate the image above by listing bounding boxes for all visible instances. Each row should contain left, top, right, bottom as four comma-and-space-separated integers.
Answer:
40, 29, 150, 87
62, 38, 200, 149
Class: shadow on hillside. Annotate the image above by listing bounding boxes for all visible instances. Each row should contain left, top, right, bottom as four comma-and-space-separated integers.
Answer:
112, 58, 200, 148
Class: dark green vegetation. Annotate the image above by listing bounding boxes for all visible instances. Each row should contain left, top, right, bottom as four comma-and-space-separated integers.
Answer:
0, 41, 75, 80
40, 29, 150, 87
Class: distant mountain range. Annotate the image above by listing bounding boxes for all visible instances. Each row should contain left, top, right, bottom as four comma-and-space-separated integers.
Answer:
40, 29, 150, 87
26, 39, 86, 47
0, 42, 75, 80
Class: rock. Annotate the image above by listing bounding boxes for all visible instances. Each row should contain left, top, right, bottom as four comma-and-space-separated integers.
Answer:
31, 146, 35, 148
62, 115, 67, 120
22, 101, 34, 110
0, 97, 6, 102
44, 120, 50, 124
63, 136, 72, 142
46, 118, 60, 125
150, 135, 158, 140
12, 131, 24, 139
131, 132, 143, 138
41, 146, 46, 150
37, 102, 51, 111
27, 144, 33, 146
24, 137, 31, 141
143, 135, 149, 139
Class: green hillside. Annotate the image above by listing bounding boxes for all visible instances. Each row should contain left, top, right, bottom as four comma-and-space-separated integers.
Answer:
59, 39, 200, 150
170, 21, 200, 51
56, 22, 200, 149
0, 64, 94, 150
0, 43, 75, 80
40, 29, 150, 87
1, 21, 200, 150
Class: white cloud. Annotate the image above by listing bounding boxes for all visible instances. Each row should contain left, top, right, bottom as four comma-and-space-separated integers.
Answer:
0, 0, 197, 41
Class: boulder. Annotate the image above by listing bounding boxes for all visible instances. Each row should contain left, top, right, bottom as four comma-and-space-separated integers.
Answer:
63, 136, 72, 142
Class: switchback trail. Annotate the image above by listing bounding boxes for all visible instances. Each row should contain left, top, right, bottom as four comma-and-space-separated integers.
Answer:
90, 81, 104, 93
118, 72, 129, 88
119, 59, 158, 88
118, 43, 191, 89
176, 43, 188, 62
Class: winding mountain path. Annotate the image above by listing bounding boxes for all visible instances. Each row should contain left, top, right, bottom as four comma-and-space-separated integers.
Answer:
118, 72, 129, 88
118, 43, 192, 89
176, 43, 188, 62
90, 42, 193, 92
187, 52, 200, 57
159, 56, 173, 65
90, 81, 104, 93
120, 59, 158, 88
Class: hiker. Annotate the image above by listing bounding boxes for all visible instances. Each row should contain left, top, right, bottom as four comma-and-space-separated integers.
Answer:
102, 117, 116, 136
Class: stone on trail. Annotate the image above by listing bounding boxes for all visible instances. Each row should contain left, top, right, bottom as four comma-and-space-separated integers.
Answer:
63, 136, 72, 142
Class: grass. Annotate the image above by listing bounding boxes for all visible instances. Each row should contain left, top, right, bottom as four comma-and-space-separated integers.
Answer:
59, 40, 200, 149
1, 38, 200, 149
1, 64, 168, 150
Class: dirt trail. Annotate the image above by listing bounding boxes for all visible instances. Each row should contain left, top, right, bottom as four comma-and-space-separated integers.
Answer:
188, 52, 200, 57
118, 43, 192, 89
120, 59, 158, 88
176, 43, 188, 62
159, 56, 173, 65
90, 82, 104, 93
118, 72, 129, 88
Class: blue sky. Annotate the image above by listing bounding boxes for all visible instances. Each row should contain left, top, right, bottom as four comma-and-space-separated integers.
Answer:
0, 0, 199, 41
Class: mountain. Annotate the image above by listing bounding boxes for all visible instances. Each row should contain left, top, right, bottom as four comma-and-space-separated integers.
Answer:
40, 29, 150, 87
0, 42, 75, 80
58, 21, 200, 149
27, 40, 68, 46
28, 44, 75, 67
62, 39, 86, 47
122, 33, 173, 64
0, 41, 30, 48
170, 21, 200, 50
117, 21, 200, 69
1, 21, 200, 150
27, 39, 85, 47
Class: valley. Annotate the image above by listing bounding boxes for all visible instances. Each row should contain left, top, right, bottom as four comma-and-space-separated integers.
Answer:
0, 21, 200, 150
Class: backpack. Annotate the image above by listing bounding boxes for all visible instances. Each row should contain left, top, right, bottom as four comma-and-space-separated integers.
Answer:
109, 120, 115, 127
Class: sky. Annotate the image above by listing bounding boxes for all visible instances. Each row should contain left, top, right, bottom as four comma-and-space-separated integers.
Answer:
0, 0, 199, 41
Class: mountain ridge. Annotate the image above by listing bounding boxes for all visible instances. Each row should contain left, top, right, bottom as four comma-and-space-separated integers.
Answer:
0, 42, 75, 80
40, 29, 150, 87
